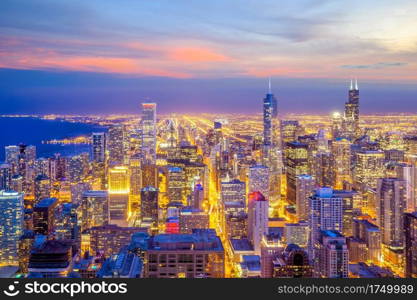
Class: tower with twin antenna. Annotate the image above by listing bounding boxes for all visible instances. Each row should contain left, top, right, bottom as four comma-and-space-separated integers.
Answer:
263, 77, 278, 147
343, 78, 360, 139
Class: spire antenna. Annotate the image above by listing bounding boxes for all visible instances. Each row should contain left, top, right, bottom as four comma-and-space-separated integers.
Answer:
350, 78, 353, 90
355, 78, 358, 90
268, 77, 271, 94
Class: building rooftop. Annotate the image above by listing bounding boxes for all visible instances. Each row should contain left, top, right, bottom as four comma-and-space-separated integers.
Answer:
35, 197, 58, 208
230, 238, 254, 252
321, 230, 344, 238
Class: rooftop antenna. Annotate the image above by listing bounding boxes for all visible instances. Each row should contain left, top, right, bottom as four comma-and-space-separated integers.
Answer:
355, 78, 358, 90
268, 77, 272, 94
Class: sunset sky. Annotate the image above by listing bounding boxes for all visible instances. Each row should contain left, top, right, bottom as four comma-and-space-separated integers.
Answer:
1, 0, 417, 114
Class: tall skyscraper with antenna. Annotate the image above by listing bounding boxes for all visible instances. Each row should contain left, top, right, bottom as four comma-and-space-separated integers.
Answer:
343, 78, 360, 139
263, 78, 278, 147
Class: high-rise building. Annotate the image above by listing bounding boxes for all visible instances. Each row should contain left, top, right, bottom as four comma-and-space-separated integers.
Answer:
140, 186, 158, 227
263, 78, 278, 147
248, 165, 269, 201
34, 174, 51, 204
108, 125, 126, 165
167, 166, 186, 203
81, 191, 109, 231
295, 175, 315, 222
179, 207, 209, 234
248, 191, 269, 254
405, 212, 417, 278
129, 155, 142, 212
221, 179, 246, 205
143, 229, 225, 278
0, 163, 11, 190
0, 191, 24, 266
285, 141, 309, 204
28, 240, 74, 278
280, 120, 300, 148
141, 102, 157, 164
354, 150, 385, 189
273, 244, 312, 278
343, 79, 360, 139
33, 197, 58, 236
309, 188, 343, 258
331, 138, 352, 189
190, 183, 204, 210
91, 132, 107, 163
108, 166, 130, 226
284, 222, 309, 248
376, 178, 406, 250
353, 219, 381, 264
315, 230, 349, 278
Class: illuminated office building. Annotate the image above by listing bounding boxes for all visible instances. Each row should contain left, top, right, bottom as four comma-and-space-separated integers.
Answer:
280, 120, 300, 148
331, 138, 352, 189
129, 155, 142, 212
343, 79, 360, 140
248, 165, 270, 202
179, 207, 209, 234
313, 152, 334, 188
34, 174, 51, 204
190, 183, 204, 210
141, 164, 158, 188
68, 153, 89, 183
376, 178, 406, 250
81, 191, 109, 231
221, 179, 246, 205
285, 141, 309, 204
0, 163, 11, 191
263, 78, 278, 147
273, 244, 312, 278
91, 132, 106, 163
405, 212, 417, 278
144, 229, 225, 278
33, 197, 58, 236
295, 175, 314, 222
140, 186, 158, 227
108, 166, 130, 226
284, 222, 309, 248
331, 112, 343, 139
0, 191, 24, 266
353, 219, 381, 264
309, 188, 343, 258
315, 230, 349, 278
108, 125, 126, 165
141, 102, 157, 164
28, 239, 74, 278
167, 166, 186, 203
248, 191, 269, 254
354, 150, 385, 189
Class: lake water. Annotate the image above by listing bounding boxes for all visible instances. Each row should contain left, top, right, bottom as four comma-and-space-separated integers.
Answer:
0, 117, 106, 161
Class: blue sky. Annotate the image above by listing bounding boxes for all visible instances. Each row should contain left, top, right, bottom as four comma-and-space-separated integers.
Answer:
1, 0, 417, 114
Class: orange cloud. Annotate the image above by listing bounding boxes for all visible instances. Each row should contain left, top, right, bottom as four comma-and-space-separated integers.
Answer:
168, 47, 231, 62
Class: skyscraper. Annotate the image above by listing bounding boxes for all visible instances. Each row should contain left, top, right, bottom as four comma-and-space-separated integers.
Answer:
248, 165, 270, 202
376, 178, 406, 250
331, 137, 352, 189
108, 125, 126, 165
309, 188, 343, 257
140, 186, 159, 227
316, 230, 349, 278
108, 166, 130, 226
141, 102, 157, 164
295, 174, 315, 222
285, 141, 309, 204
248, 191, 269, 254
343, 79, 360, 139
405, 212, 417, 278
263, 78, 278, 147
0, 191, 24, 266
91, 132, 107, 163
